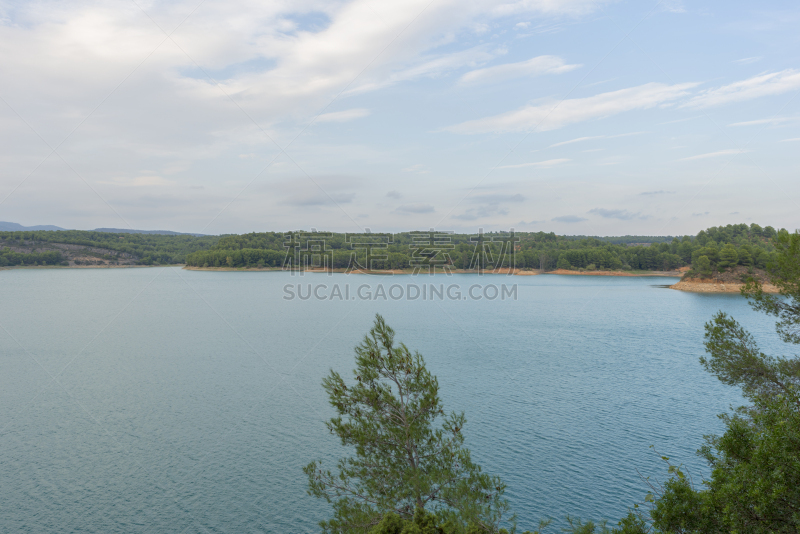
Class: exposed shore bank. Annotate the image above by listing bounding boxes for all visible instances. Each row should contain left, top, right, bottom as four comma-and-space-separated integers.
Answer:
669, 265, 780, 294
544, 268, 683, 277
183, 266, 687, 277
670, 279, 780, 293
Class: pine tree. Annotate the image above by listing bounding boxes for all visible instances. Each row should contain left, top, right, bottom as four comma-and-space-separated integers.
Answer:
717, 243, 738, 270
305, 315, 511, 534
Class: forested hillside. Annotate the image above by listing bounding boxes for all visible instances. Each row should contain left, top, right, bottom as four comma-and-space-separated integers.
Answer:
0, 223, 783, 271
0, 230, 219, 266
183, 223, 782, 273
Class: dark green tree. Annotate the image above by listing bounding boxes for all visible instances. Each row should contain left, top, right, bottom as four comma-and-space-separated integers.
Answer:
630, 230, 800, 533
737, 245, 753, 267
716, 243, 738, 270
693, 255, 712, 278
743, 230, 800, 345
702, 242, 719, 264
305, 315, 512, 534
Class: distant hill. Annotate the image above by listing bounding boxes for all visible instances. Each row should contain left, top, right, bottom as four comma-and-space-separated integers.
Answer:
0, 221, 66, 232
93, 228, 206, 237
0, 228, 220, 266
0, 222, 205, 236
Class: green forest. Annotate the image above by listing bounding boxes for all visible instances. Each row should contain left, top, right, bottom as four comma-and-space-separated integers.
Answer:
183, 223, 782, 274
0, 230, 220, 266
0, 223, 784, 274
0, 248, 64, 267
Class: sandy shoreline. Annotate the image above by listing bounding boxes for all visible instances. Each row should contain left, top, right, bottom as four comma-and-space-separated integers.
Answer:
544, 268, 683, 277
669, 280, 780, 293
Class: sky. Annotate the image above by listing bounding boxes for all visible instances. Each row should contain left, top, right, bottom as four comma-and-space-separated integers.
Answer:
0, 0, 798, 236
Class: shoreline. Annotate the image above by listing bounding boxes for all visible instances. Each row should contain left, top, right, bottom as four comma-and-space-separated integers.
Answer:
543, 268, 683, 277
183, 266, 682, 276
5, 265, 776, 294
183, 266, 528, 274
2, 264, 682, 277
669, 279, 780, 294
0, 264, 174, 270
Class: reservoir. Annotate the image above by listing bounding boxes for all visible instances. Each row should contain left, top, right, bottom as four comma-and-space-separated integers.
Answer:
1, 268, 776, 532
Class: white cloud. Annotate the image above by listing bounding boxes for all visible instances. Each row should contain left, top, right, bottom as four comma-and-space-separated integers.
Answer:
549, 136, 601, 147
547, 130, 643, 147
684, 69, 800, 108
217, 0, 474, 106
658, 116, 700, 124
316, 108, 371, 122
678, 149, 749, 161
345, 45, 504, 95
402, 164, 430, 173
0, 0, 618, 142
459, 55, 580, 85
499, 158, 569, 169
660, 0, 686, 13
491, 0, 616, 17
733, 57, 761, 64
471, 22, 492, 34
728, 116, 800, 127
780, 137, 800, 142
582, 78, 616, 88
446, 82, 697, 134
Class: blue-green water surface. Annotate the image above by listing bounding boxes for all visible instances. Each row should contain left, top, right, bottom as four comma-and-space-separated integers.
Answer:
0, 268, 779, 533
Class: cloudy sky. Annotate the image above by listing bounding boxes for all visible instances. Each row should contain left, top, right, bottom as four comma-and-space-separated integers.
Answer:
0, 0, 798, 235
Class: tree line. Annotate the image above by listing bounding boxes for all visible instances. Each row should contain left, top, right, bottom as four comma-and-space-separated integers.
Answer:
0, 230, 220, 265
184, 223, 782, 273
0, 248, 64, 267
0, 223, 784, 272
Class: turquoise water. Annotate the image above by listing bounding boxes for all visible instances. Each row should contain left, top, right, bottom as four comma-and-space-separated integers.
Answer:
0, 268, 778, 533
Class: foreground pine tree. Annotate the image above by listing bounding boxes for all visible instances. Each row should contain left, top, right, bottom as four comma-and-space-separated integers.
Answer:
611, 230, 800, 534
304, 314, 513, 534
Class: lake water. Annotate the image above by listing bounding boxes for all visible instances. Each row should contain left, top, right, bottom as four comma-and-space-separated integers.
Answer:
0, 268, 780, 533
